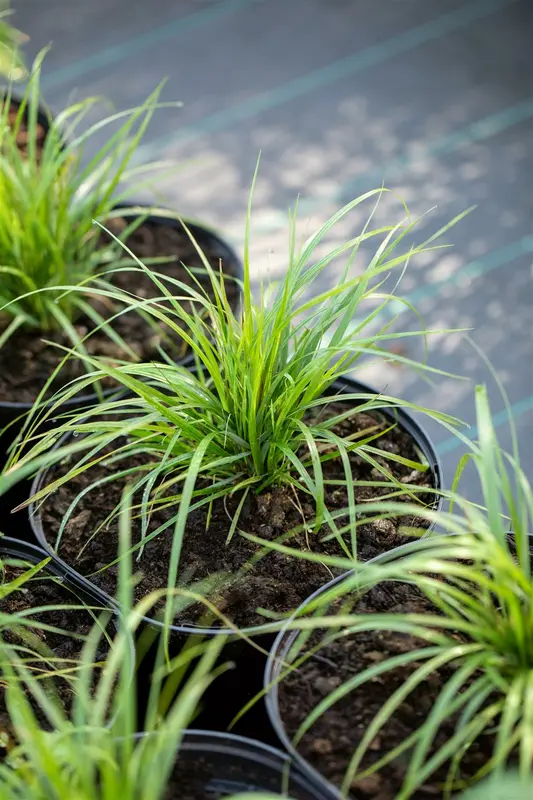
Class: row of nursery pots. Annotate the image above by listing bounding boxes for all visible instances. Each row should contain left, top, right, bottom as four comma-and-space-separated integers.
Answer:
5, 524, 530, 798
0, 97, 451, 798
1, 537, 326, 797
1, 379, 443, 800
0, 532, 436, 800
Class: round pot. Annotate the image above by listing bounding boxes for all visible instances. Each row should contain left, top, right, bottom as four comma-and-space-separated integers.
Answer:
263, 543, 416, 800
0, 535, 126, 631
139, 729, 334, 799
27, 372, 442, 622
264, 532, 529, 797
20, 374, 442, 740
506, 531, 533, 556
0, 535, 135, 730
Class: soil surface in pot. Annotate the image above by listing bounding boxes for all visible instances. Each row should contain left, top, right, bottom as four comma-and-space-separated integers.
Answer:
0, 562, 111, 758
35, 403, 435, 629
3, 99, 47, 157
277, 581, 495, 799
164, 750, 313, 800
0, 219, 240, 403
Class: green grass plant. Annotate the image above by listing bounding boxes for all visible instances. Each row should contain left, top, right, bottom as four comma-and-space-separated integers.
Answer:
0, 47, 182, 358
2, 181, 469, 631
267, 384, 533, 798
0, 490, 291, 799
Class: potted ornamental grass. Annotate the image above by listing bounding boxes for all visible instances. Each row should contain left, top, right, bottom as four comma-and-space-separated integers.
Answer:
0, 49, 241, 443
1, 647, 325, 799
265, 384, 533, 798
0, 492, 325, 800
0, 536, 128, 753
3, 179, 468, 639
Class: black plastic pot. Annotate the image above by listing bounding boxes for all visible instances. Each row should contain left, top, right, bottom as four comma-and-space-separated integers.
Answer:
20, 374, 442, 741
0, 536, 136, 735
140, 729, 334, 799
0, 533, 135, 672
0, 209, 242, 445
506, 531, 533, 556
27, 373, 443, 619
0, 534, 124, 622
264, 534, 533, 797
263, 542, 417, 800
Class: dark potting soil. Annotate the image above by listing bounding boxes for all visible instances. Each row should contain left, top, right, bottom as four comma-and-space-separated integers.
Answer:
277, 581, 494, 799
0, 563, 110, 757
4, 100, 47, 158
36, 404, 435, 629
163, 751, 312, 800
0, 219, 240, 403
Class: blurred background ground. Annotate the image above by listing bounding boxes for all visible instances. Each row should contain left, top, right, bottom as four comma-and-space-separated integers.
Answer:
14, 0, 532, 498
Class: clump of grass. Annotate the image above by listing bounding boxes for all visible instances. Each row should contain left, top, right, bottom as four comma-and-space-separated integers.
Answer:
0, 47, 182, 357
3, 177, 467, 629
271, 384, 533, 798
0, 490, 275, 799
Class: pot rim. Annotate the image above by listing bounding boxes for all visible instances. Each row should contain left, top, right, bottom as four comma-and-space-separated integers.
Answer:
0, 535, 121, 608
136, 726, 300, 759
0, 535, 136, 724
26, 373, 444, 638
262, 540, 422, 799
0, 206, 243, 413
262, 533, 533, 796
132, 728, 333, 798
